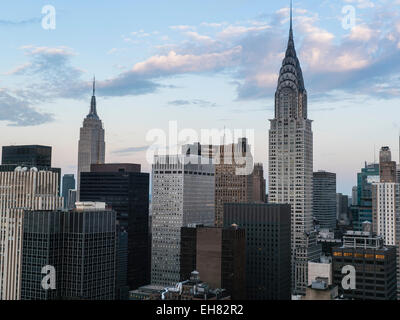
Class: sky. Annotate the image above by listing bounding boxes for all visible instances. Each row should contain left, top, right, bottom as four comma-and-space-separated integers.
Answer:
0, 0, 400, 196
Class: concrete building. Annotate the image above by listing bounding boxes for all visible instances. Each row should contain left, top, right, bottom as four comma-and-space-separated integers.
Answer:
0, 169, 63, 300
183, 138, 254, 227
62, 174, 75, 208
332, 231, 397, 300
302, 278, 338, 300
151, 155, 215, 286
379, 146, 396, 183
224, 203, 293, 300
179, 224, 246, 300
308, 257, 332, 286
313, 171, 336, 230
268, 5, 316, 295
77, 78, 105, 200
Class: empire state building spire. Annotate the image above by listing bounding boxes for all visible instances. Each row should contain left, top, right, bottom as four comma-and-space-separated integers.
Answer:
87, 76, 99, 120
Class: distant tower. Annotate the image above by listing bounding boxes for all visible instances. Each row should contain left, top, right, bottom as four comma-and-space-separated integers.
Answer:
77, 77, 105, 200
379, 146, 396, 183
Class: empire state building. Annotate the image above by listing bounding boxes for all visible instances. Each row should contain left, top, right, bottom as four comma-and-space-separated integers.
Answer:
268, 3, 321, 295
77, 78, 105, 200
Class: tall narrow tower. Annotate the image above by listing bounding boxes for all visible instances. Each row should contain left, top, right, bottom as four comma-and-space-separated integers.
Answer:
268, 1, 320, 295
77, 77, 105, 200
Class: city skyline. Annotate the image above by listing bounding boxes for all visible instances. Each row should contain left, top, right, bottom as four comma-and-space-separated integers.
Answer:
0, 0, 400, 196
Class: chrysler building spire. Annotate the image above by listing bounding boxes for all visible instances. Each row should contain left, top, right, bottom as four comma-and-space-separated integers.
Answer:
268, 1, 320, 296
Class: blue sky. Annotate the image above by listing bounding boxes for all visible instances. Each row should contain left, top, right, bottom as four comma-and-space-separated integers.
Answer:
0, 0, 399, 195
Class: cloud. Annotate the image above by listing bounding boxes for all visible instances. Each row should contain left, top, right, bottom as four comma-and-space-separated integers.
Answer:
168, 99, 218, 108
0, 17, 41, 26
130, 47, 242, 76
343, 0, 375, 9
0, 89, 53, 126
112, 146, 150, 154
4, 1, 400, 122
169, 25, 195, 31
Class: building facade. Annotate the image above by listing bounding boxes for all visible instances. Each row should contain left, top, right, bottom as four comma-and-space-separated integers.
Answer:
252, 163, 266, 203
313, 171, 337, 230
268, 7, 316, 295
151, 155, 215, 286
0, 169, 63, 300
223, 203, 292, 300
80, 163, 150, 293
77, 79, 105, 200
179, 225, 246, 300
372, 182, 400, 298
379, 147, 396, 183
62, 174, 75, 208
2, 145, 52, 167
183, 138, 254, 227
332, 231, 397, 300
351, 163, 379, 231
21, 203, 117, 300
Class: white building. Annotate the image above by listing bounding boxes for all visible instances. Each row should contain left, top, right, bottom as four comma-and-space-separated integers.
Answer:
0, 169, 63, 300
151, 155, 215, 286
77, 78, 105, 200
372, 182, 400, 298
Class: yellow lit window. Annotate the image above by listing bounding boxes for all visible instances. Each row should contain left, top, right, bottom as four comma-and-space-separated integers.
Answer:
344, 252, 353, 257
333, 251, 342, 257
376, 255, 385, 259
364, 254, 374, 259
354, 253, 363, 258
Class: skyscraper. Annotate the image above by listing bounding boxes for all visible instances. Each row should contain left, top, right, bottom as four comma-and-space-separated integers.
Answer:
351, 162, 379, 231
80, 163, 150, 294
313, 171, 336, 230
179, 224, 246, 300
21, 202, 117, 300
183, 138, 254, 227
151, 155, 215, 286
0, 145, 61, 195
332, 231, 397, 300
62, 174, 75, 208
223, 203, 292, 300
268, 3, 317, 295
0, 169, 63, 300
253, 163, 266, 203
77, 78, 105, 200
379, 146, 396, 183
372, 148, 400, 298
2, 145, 52, 167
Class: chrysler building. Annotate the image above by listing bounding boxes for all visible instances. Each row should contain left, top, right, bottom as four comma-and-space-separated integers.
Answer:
268, 2, 321, 295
